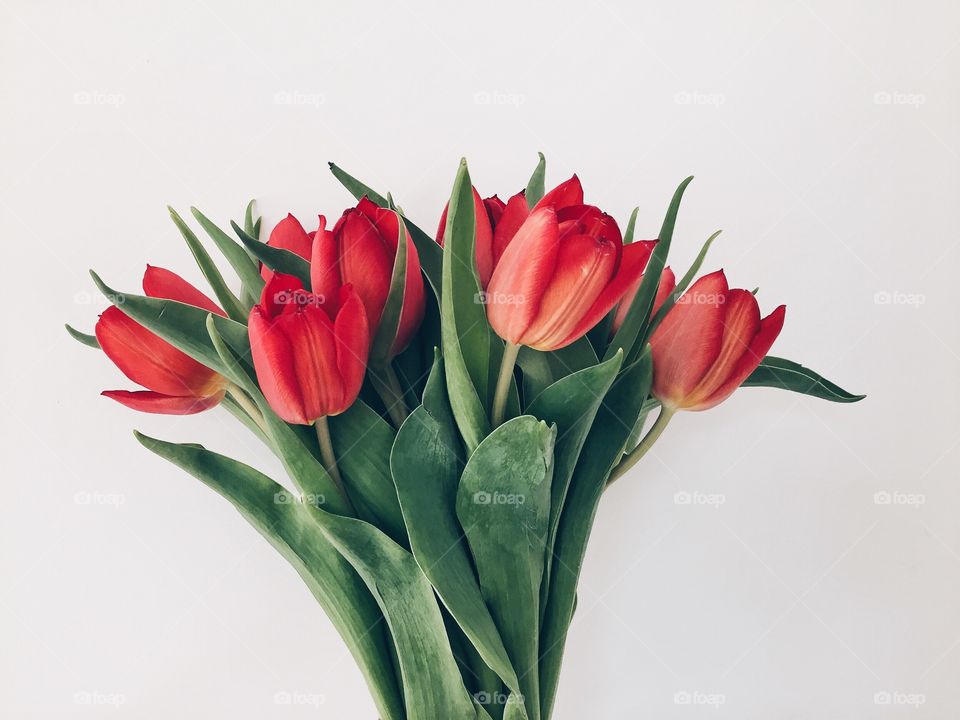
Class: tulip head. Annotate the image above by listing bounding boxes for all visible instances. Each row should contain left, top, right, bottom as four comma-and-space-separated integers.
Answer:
262, 214, 315, 281
248, 273, 369, 425
97, 266, 227, 414
312, 198, 424, 358
649, 270, 786, 411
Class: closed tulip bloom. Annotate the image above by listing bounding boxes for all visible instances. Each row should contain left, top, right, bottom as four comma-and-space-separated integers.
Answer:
485, 205, 657, 351
248, 273, 369, 424
262, 214, 315, 281
611, 267, 677, 336
97, 266, 227, 414
435, 187, 499, 287
650, 270, 786, 411
312, 198, 424, 358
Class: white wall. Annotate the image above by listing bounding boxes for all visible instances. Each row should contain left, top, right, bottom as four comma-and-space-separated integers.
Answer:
3, 0, 958, 717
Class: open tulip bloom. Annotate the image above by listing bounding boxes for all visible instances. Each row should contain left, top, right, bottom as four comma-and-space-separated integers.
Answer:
68, 155, 864, 720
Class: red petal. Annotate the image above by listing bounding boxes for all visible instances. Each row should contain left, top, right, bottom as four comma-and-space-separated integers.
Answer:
337, 210, 393, 330
485, 206, 559, 345
285, 304, 342, 420
332, 285, 370, 414
259, 273, 305, 319
484, 195, 506, 225
472, 188, 495, 288
142, 266, 224, 316
492, 191, 530, 267
310, 215, 342, 303
248, 305, 310, 424
392, 233, 426, 356
649, 270, 729, 408
535, 175, 584, 211
435, 202, 450, 246
96, 306, 221, 397
101, 389, 224, 415
611, 262, 674, 335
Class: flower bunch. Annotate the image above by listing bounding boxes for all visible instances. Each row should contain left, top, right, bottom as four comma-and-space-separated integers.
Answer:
69, 155, 862, 720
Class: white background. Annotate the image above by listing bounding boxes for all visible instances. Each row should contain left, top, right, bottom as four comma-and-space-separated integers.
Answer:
3, 0, 959, 717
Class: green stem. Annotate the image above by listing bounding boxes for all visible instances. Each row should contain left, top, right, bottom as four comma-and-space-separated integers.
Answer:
607, 406, 676, 486
491, 342, 520, 428
226, 383, 268, 435
371, 361, 409, 428
314, 416, 346, 497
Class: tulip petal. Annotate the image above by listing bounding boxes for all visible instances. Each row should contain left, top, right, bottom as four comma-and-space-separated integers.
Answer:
284, 304, 343, 421
332, 285, 370, 414
485, 206, 559, 345
484, 195, 506, 226
310, 216, 342, 304
492, 191, 530, 266
260, 273, 305, 319
96, 306, 221, 397
338, 210, 393, 328
556, 205, 623, 245
101, 389, 224, 415
649, 270, 729, 407
248, 305, 310, 424
612, 265, 675, 336
142, 265, 224, 316
393, 233, 426, 356
535, 175, 584, 211
263, 214, 313, 280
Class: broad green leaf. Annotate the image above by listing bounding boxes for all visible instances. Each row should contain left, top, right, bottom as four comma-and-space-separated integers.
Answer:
525, 152, 546, 208
516, 337, 599, 407
392, 356, 521, 700
231, 220, 311, 289
605, 176, 693, 363
65, 324, 99, 349
307, 505, 477, 720
190, 207, 264, 302
329, 401, 407, 544
539, 348, 652, 720
457, 416, 556, 720
743, 356, 865, 402
647, 229, 721, 335
328, 162, 442, 297
527, 351, 623, 615
442, 160, 493, 453
167, 207, 247, 320
133, 433, 404, 720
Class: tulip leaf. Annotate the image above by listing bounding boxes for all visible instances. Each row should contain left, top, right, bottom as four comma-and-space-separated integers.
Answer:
623, 206, 639, 244
743, 356, 865, 402
369, 209, 408, 362
525, 151, 546, 208
647, 228, 722, 335
167, 206, 248, 320
305, 506, 477, 720
392, 355, 522, 699
190, 207, 265, 302
231, 221, 312, 290
329, 401, 407, 545
132, 432, 405, 720
328, 162, 442, 298
539, 347, 652, 720
441, 160, 494, 453
516, 337, 599, 406
456, 415, 556, 720
65, 323, 100, 349
605, 176, 693, 364
526, 350, 623, 614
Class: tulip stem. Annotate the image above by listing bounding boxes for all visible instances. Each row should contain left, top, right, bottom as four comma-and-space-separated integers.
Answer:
226, 384, 268, 436
371, 362, 409, 428
314, 416, 346, 495
607, 406, 676, 486
491, 342, 520, 429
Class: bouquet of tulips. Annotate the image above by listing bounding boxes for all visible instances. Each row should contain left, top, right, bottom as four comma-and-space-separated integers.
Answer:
68, 155, 862, 719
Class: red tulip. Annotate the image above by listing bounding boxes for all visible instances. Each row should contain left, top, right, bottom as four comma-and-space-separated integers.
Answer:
312, 198, 424, 358
484, 204, 657, 351
262, 214, 315, 281
248, 273, 369, 424
434, 188, 499, 287
97, 266, 227, 414
611, 267, 677, 336
649, 270, 786, 411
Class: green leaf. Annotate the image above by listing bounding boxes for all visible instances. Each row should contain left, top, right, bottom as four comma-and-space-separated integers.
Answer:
525, 152, 546, 208
539, 348, 653, 720
65, 324, 100, 349
743, 356, 865, 402
167, 206, 248, 320
527, 351, 623, 614
605, 176, 693, 363
392, 355, 522, 699
243, 199, 259, 238
231, 220, 311, 289
133, 433, 405, 720
190, 207, 264, 302
623, 207, 639, 244
647, 229, 721, 335
328, 162, 442, 298
329, 401, 407, 544
369, 209, 408, 361
516, 337, 599, 407
441, 160, 494, 453
457, 416, 556, 720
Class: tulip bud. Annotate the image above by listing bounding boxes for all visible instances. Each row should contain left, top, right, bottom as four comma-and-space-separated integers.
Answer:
262, 214, 315, 281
